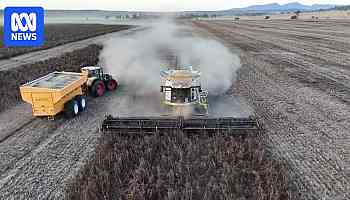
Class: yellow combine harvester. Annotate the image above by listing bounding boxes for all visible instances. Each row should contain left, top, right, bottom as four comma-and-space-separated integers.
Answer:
102, 66, 259, 135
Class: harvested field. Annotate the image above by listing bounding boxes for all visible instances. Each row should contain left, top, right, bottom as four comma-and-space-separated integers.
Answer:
0, 28, 141, 199
0, 24, 131, 59
192, 20, 350, 199
63, 23, 299, 200
65, 130, 299, 200
5, 18, 348, 200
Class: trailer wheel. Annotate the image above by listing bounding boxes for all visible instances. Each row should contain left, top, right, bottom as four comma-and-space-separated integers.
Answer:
106, 79, 118, 91
91, 80, 105, 97
64, 99, 79, 118
75, 95, 87, 112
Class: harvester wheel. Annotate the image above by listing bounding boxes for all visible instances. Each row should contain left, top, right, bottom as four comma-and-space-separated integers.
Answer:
64, 99, 79, 118
106, 79, 118, 91
91, 80, 105, 97
75, 95, 87, 112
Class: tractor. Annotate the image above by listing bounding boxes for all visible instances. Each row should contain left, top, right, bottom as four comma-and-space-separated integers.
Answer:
81, 66, 118, 97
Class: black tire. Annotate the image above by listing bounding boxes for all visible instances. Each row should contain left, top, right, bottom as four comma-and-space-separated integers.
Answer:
106, 79, 118, 91
75, 95, 87, 112
64, 99, 79, 118
90, 80, 105, 97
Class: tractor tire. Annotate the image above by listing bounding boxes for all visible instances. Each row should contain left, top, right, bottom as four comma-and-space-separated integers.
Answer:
91, 80, 106, 97
106, 79, 118, 91
75, 95, 87, 112
64, 99, 79, 118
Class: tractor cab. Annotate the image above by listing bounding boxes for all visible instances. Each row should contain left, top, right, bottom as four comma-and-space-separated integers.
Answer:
81, 66, 118, 97
81, 66, 114, 82
81, 66, 104, 79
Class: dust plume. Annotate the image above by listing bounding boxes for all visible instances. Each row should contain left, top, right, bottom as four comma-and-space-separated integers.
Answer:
99, 18, 247, 117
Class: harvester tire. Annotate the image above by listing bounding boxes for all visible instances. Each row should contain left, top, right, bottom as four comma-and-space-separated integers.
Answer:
106, 79, 118, 91
64, 99, 79, 118
91, 80, 105, 97
75, 95, 87, 112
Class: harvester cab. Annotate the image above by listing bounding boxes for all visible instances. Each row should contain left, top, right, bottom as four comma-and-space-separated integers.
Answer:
81, 66, 118, 97
160, 66, 209, 115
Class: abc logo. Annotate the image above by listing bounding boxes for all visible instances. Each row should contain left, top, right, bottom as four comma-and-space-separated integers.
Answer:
11, 13, 37, 32
4, 7, 44, 47
11, 12, 38, 40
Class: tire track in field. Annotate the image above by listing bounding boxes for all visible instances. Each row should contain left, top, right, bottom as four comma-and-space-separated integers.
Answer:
193, 20, 350, 200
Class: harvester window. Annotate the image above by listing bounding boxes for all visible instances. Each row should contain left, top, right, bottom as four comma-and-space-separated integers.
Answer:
171, 88, 191, 103
165, 88, 171, 101
191, 88, 197, 101
87, 70, 97, 77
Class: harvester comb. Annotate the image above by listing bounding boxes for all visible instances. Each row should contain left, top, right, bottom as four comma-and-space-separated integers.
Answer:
102, 115, 259, 135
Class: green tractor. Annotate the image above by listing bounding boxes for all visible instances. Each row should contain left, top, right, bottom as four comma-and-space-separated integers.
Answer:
81, 66, 118, 97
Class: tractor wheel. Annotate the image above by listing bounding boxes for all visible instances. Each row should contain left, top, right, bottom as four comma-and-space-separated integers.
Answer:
106, 79, 118, 91
64, 99, 79, 118
75, 95, 87, 112
91, 80, 105, 97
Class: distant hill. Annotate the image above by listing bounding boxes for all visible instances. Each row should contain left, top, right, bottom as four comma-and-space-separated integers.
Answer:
181, 2, 340, 17
240, 3, 282, 11
0, 2, 346, 19
232, 2, 337, 12
330, 5, 350, 11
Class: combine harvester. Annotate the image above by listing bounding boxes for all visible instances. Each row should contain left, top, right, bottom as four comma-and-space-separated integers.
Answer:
102, 66, 259, 135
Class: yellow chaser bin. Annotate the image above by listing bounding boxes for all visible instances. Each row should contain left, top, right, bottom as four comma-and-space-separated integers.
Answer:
20, 71, 88, 118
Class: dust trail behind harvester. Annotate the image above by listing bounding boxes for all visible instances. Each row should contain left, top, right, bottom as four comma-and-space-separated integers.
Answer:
99, 18, 252, 117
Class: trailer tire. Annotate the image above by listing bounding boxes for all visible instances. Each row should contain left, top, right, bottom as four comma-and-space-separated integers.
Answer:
106, 79, 118, 91
91, 80, 105, 97
75, 95, 87, 112
64, 99, 79, 118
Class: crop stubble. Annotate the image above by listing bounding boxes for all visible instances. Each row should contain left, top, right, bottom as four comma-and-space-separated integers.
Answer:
193, 20, 350, 199
65, 130, 299, 200
64, 23, 300, 200
0, 26, 138, 199
0, 23, 304, 200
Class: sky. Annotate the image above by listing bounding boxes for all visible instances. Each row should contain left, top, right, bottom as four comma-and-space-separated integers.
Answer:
0, 0, 348, 12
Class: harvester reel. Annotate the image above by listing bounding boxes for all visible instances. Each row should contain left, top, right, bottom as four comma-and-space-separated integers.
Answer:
102, 115, 259, 136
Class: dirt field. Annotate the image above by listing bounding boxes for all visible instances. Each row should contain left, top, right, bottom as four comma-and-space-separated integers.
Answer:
192, 19, 350, 199
2, 19, 350, 199
0, 88, 129, 199
0, 23, 300, 200
61, 24, 302, 200
0, 27, 143, 199
0, 24, 131, 59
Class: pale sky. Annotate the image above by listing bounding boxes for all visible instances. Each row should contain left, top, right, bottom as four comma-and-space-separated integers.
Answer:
0, 0, 348, 12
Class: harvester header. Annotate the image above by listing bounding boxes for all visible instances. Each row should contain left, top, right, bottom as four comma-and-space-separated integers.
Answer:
102, 115, 259, 135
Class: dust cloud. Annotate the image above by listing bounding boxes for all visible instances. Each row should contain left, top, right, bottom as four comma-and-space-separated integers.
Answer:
99, 18, 250, 117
